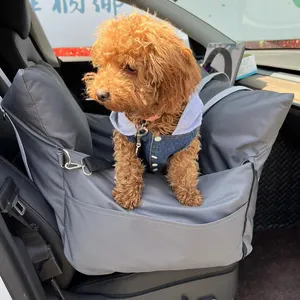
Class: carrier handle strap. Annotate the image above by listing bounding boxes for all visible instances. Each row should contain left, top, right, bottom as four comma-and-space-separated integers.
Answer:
196, 72, 230, 94
0, 177, 63, 282
202, 47, 233, 80
203, 85, 252, 115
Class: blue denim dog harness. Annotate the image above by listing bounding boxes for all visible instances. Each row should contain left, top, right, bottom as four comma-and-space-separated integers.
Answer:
110, 92, 203, 173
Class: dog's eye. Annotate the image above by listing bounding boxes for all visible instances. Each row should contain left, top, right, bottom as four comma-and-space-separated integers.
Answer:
125, 64, 137, 74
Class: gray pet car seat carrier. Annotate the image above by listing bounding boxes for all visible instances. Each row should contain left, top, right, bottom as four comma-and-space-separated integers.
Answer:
0, 63, 293, 281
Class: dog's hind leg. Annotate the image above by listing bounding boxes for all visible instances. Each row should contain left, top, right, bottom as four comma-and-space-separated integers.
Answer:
112, 130, 145, 210
167, 136, 203, 206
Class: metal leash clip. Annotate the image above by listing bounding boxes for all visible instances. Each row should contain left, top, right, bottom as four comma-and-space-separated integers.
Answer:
135, 121, 149, 154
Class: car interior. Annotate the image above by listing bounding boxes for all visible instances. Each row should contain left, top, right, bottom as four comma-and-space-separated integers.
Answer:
0, 1, 300, 300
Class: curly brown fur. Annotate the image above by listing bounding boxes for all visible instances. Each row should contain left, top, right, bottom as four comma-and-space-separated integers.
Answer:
84, 12, 203, 209
112, 131, 145, 209
167, 134, 203, 206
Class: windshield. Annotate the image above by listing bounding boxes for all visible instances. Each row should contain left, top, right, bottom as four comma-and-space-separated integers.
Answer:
170, 0, 300, 49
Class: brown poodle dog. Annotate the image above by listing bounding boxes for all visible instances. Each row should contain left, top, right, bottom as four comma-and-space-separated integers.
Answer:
84, 12, 203, 210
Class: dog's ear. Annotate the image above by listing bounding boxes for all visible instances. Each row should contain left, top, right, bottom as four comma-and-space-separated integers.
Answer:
82, 72, 97, 99
145, 31, 201, 113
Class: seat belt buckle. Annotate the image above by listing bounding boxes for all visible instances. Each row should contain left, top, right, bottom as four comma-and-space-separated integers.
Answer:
0, 177, 26, 216
12, 196, 26, 216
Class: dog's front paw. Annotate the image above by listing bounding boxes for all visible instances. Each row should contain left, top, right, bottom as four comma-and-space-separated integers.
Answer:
112, 186, 142, 210
175, 188, 203, 207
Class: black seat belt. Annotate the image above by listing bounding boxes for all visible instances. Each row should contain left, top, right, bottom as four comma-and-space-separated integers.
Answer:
0, 177, 65, 300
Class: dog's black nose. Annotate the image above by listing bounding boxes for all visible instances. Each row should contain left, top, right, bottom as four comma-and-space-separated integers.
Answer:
96, 90, 110, 102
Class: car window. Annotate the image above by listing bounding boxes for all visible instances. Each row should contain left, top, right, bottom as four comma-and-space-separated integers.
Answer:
29, 0, 190, 57
170, 0, 300, 50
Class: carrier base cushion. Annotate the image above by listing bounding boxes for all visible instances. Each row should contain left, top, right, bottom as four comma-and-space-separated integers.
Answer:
71, 264, 237, 298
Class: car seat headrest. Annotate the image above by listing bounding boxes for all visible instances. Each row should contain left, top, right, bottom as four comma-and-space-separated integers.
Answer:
0, 0, 31, 39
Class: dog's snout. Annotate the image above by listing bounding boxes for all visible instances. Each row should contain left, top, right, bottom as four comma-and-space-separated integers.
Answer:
96, 90, 110, 102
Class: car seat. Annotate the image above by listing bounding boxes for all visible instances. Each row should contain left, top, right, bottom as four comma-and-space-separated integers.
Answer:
0, 0, 108, 166
0, 0, 107, 115
0, 0, 62, 165
0, 0, 57, 81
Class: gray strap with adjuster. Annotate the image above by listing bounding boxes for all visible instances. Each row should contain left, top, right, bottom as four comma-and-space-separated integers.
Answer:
58, 149, 112, 176
203, 85, 252, 115
196, 72, 230, 94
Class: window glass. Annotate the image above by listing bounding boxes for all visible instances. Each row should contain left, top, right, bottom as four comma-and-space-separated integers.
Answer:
29, 0, 189, 56
245, 40, 300, 49
170, 0, 300, 49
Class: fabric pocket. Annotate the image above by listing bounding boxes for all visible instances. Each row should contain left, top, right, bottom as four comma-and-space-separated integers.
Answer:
62, 162, 255, 275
